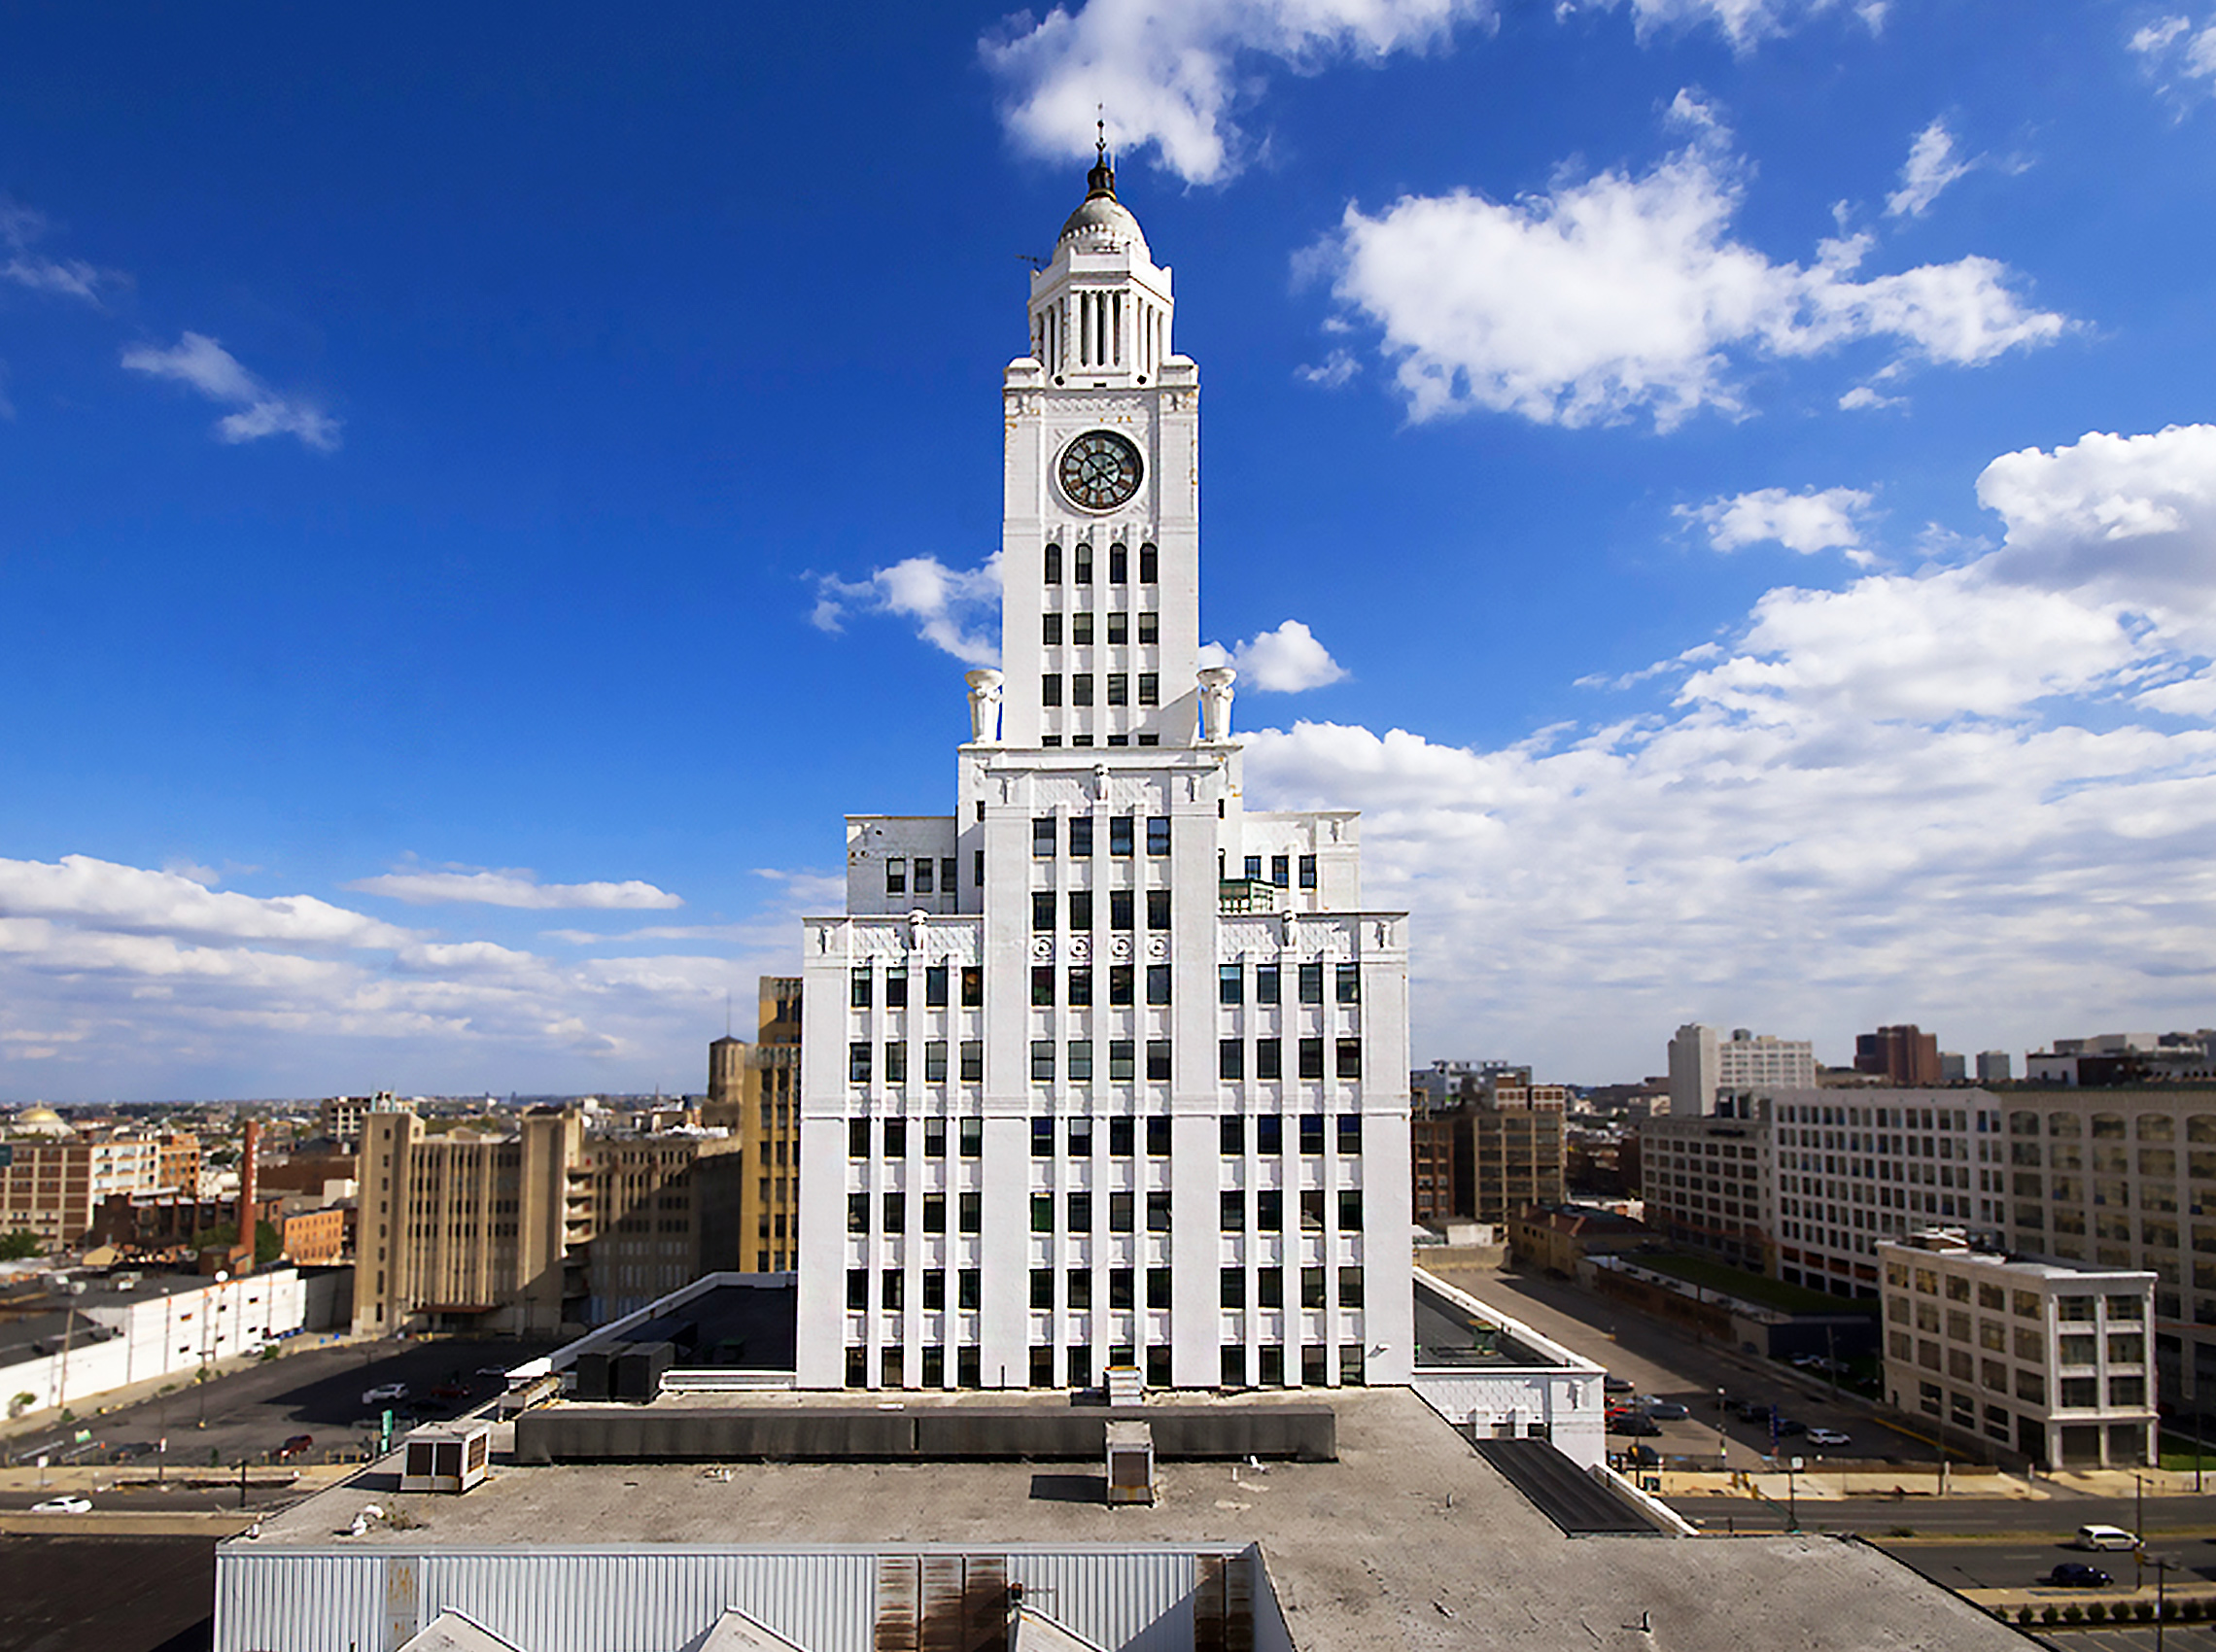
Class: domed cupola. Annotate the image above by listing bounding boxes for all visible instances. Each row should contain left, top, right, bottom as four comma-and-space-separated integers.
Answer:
1057, 139, 1150, 257
1026, 129, 1175, 386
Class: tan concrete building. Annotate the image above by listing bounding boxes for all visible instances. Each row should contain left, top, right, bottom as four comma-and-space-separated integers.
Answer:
355, 1104, 586, 1336
704, 976, 804, 1274
354, 1099, 749, 1335
1409, 1069, 1567, 1227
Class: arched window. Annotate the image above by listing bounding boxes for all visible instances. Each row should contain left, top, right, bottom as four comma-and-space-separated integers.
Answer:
1044, 543, 1062, 583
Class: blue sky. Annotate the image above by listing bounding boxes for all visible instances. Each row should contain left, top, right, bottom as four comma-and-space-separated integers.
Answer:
5, 0, 2216, 1100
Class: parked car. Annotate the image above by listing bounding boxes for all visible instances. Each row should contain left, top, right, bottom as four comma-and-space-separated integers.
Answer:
1604, 1374, 1635, 1395
1639, 1398, 1690, 1421
2046, 1564, 2113, 1588
428, 1382, 471, 1400
362, 1383, 408, 1406
110, 1440, 157, 1462
1611, 1413, 1663, 1436
1806, 1428, 1851, 1448
30, 1495, 91, 1514
1771, 1416, 1807, 1436
1622, 1444, 1662, 1467
2075, 1524, 2139, 1551
277, 1434, 315, 1461
1730, 1397, 1768, 1421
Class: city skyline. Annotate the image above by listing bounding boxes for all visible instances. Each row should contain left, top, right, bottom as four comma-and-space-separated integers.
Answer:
4, 4, 2215, 1099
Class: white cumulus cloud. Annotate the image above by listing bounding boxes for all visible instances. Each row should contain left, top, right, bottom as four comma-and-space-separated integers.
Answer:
1977, 424, 2216, 650
813, 552, 1004, 667
983, 0, 1491, 186
1679, 485, 1875, 560
1315, 134, 2066, 429
0, 855, 411, 948
1237, 428, 2216, 1079
1202, 620, 1349, 692
348, 868, 685, 911
121, 331, 340, 452
1886, 119, 1975, 218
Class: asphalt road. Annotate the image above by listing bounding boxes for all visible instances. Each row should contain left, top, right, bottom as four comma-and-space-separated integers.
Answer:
1883, 1534, 2216, 1593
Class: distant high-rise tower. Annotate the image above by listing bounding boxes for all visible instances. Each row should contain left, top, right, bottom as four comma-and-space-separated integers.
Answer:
1855, 1024, 1942, 1086
793, 149, 1413, 1392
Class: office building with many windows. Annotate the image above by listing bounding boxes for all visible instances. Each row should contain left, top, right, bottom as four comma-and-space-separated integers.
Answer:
1880, 1228, 2156, 1469
793, 151, 1413, 1392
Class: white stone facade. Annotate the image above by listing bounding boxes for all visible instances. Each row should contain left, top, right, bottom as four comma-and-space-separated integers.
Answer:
794, 156, 1412, 1392
1880, 1231, 2156, 1468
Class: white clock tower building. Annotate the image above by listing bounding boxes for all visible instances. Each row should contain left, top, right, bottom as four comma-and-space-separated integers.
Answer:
794, 149, 1413, 1393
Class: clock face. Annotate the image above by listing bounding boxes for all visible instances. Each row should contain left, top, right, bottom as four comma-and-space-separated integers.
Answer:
1058, 430, 1143, 512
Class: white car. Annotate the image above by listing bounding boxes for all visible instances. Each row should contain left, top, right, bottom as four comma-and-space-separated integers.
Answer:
30, 1495, 91, 1514
1806, 1428, 1851, 1448
362, 1382, 409, 1405
2076, 1524, 2140, 1551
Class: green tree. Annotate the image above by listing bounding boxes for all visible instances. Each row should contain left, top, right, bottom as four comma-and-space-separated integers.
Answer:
0, 1229, 41, 1260
255, 1219, 281, 1265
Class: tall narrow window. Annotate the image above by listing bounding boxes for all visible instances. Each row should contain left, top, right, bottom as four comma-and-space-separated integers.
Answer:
1109, 542, 1128, 581
1107, 672, 1128, 706
1033, 816, 1056, 856
924, 1042, 948, 1083
1219, 963, 1244, 1005
1147, 816, 1171, 856
1146, 965, 1171, 1005
1139, 542, 1159, 582
1146, 888, 1170, 928
1069, 815, 1093, 856
1256, 963, 1280, 1004
1147, 1039, 1173, 1082
1031, 1041, 1055, 1083
1336, 1038, 1363, 1080
1137, 672, 1159, 706
925, 965, 949, 1006
1220, 1039, 1245, 1080
1032, 892, 1056, 931
1298, 1038, 1325, 1080
1336, 964, 1361, 1004
1270, 854, 1290, 888
850, 966, 872, 1008
959, 1041, 983, 1082
1137, 611, 1159, 643
885, 857, 907, 896
1106, 611, 1128, 644
1108, 965, 1134, 1006
1074, 542, 1093, 584
1068, 966, 1093, 1006
884, 965, 907, 1008
913, 859, 934, 894
1298, 962, 1324, 1004
884, 1042, 907, 1084
1068, 1039, 1093, 1082
1110, 890, 1133, 930
1071, 611, 1094, 645
1257, 1039, 1282, 1081
1041, 673, 1062, 707
1298, 854, 1317, 889
1110, 816, 1134, 856
1031, 966, 1056, 1006
1042, 612, 1062, 646
1072, 673, 1093, 706
1068, 889, 1092, 929
960, 966, 984, 1007
848, 1043, 872, 1084
1108, 1040, 1135, 1081
1045, 543, 1062, 582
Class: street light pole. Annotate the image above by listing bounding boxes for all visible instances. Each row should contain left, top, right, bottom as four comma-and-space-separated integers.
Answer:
1716, 1387, 1728, 1472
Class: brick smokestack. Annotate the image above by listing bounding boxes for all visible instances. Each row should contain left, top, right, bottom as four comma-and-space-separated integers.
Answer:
238, 1118, 260, 1260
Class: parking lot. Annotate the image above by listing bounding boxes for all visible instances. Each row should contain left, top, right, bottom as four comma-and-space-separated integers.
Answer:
0, 1335, 554, 1510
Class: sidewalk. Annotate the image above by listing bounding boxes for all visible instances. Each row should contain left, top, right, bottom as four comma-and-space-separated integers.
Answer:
1655, 1464, 2212, 1502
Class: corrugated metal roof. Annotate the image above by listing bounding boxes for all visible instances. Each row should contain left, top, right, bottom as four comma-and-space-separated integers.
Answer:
217, 1545, 1246, 1652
